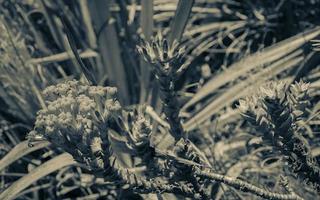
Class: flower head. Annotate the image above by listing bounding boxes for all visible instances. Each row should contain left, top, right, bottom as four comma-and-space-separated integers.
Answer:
28, 80, 121, 171
137, 31, 185, 74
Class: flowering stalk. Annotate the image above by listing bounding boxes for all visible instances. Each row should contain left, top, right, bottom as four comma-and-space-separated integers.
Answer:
137, 33, 213, 199
27, 80, 121, 174
239, 81, 320, 192
137, 32, 185, 141
194, 167, 304, 200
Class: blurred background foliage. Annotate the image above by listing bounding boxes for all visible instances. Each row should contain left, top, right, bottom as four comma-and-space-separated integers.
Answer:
0, 0, 320, 199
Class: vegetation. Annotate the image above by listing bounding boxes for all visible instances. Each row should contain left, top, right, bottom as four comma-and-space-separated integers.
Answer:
0, 0, 320, 199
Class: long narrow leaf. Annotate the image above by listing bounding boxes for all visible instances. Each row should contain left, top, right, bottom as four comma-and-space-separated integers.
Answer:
182, 27, 320, 110
60, 15, 97, 85
0, 153, 76, 200
88, 0, 130, 104
0, 141, 50, 172
139, 0, 154, 103
183, 49, 305, 131
168, 0, 194, 45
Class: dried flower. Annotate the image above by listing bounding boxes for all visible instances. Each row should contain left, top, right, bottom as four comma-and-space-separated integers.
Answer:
28, 80, 121, 172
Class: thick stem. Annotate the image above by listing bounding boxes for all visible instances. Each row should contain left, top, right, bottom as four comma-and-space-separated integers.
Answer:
155, 148, 303, 200
96, 143, 201, 199
278, 132, 320, 192
157, 72, 210, 197
157, 72, 184, 141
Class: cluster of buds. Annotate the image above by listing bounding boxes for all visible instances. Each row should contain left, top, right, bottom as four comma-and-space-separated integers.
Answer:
112, 105, 152, 157
136, 32, 185, 75
121, 105, 152, 156
27, 80, 121, 173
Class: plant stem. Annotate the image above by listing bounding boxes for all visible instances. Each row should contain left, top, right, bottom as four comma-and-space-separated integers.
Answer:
155, 148, 304, 200
194, 168, 304, 200
157, 71, 184, 141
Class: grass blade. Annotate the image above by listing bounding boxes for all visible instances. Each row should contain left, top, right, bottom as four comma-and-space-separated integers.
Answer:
0, 141, 50, 172
60, 15, 98, 85
183, 49, 305, 131
182, 27, 320, 110
168, 0, 194, 45
88, 0, 130, 104
139, 0, 153, 103
0, 153, 76, 200
28, 49, 98, 65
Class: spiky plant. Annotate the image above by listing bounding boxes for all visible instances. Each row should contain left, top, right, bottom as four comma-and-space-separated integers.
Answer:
239, 80, 320, 192
137, 32, 186, 141
26, 80, 204, 199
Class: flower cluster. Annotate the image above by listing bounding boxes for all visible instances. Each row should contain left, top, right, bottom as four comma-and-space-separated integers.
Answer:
28, 80, 121, 172
27, 81, 204, 198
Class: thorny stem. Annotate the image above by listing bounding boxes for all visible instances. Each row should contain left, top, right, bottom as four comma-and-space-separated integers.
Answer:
112, 168, 202, 199
276, 132, 320, 192
173, 138, 210, 199
155, 148, 303, 200
137, 34, 211, 198
89, 143, 202, 199
239, 81, 320, 193
194, 168, 304, 200
137, 33, 185, 141
157, 71, 184, 141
